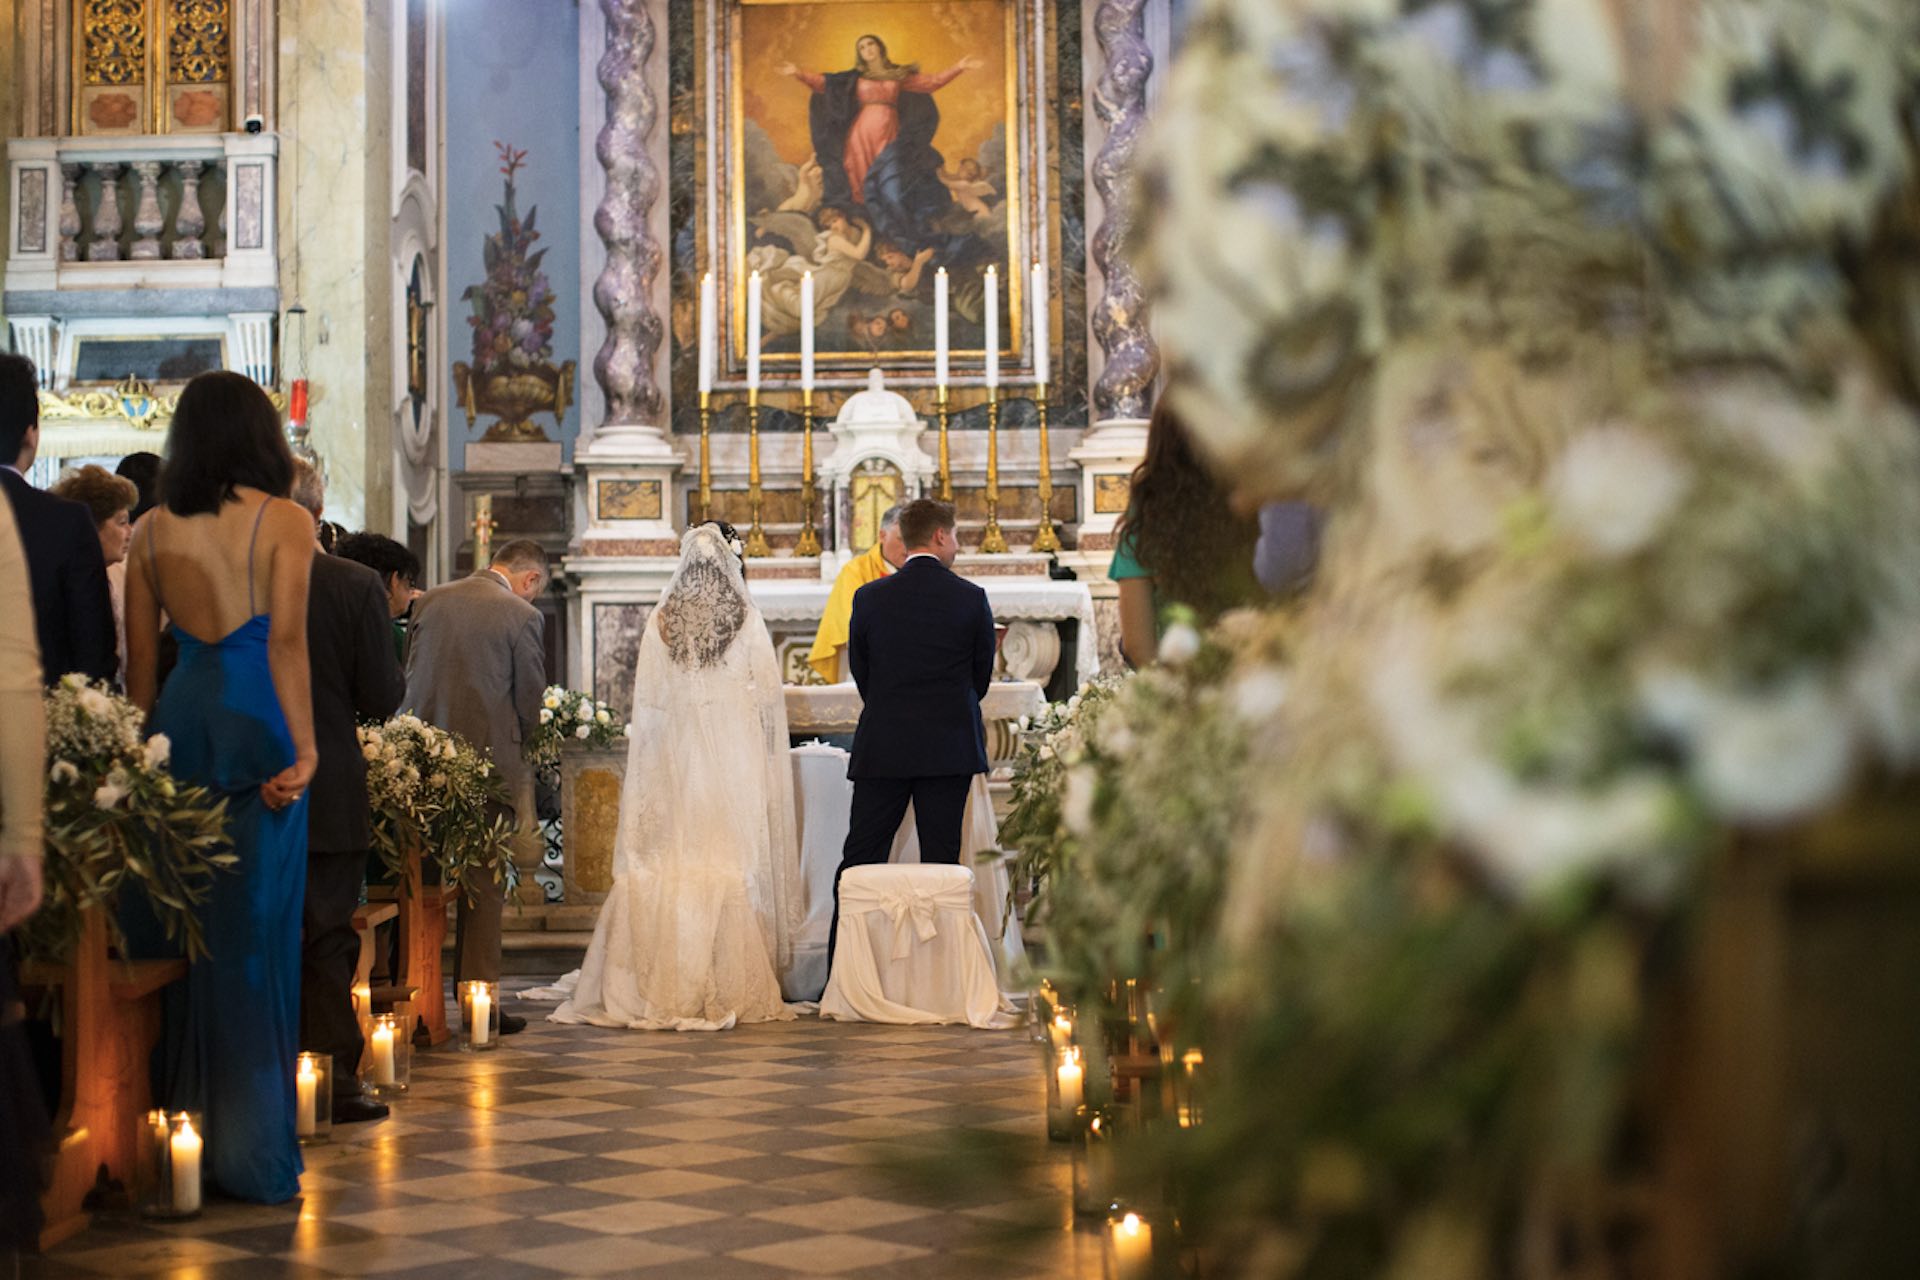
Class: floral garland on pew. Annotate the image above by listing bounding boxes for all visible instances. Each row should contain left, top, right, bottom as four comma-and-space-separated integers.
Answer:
360, 714, 517, 897
20, 676, 233, 965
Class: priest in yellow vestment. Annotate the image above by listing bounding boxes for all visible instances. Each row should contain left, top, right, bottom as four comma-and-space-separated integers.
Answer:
806, 504, 906, 683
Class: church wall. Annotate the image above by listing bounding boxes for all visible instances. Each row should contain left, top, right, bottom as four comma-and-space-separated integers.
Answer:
278, 0, 397, 531
0, 0, 16, 339
442, 0, 583, 471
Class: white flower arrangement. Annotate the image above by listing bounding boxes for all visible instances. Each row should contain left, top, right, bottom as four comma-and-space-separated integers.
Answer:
525, 684, 626, 774
361, 714, 516, 896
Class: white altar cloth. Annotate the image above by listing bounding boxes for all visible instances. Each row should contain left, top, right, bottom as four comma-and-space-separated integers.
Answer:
752, 578, 1101, 683
784, 742, 1023, 1002
785, 680, 1047, 739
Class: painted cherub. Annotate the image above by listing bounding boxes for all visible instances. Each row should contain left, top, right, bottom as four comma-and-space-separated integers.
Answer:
875, 240, 936, 296
937, 158, 997, 218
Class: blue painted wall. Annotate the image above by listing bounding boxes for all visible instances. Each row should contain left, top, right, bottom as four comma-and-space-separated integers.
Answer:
444, 0, 582, 468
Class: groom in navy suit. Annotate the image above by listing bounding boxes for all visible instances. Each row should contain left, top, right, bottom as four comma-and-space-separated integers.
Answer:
827, 498, 996, 973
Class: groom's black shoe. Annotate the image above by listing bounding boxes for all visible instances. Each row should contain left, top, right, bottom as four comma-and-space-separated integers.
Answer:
334, 1087, 390, 1124
499, 1013, 527, 1036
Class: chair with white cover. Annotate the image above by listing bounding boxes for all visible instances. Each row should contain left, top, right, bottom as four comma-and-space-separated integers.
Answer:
819, 864, 1019, 1028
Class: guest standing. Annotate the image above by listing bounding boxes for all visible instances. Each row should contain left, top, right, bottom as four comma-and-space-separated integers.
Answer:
333, 532, 423, 664
115, 451, 162, 520
51, 465, 139, 684
827, 499, 994, 972
124, 370, 317, 1204
0, 490, 48, 1260
403, 541, 548, 1035
0, 354, 117, 684
1109, 401, 1260, 667
289, 462, 404, 1123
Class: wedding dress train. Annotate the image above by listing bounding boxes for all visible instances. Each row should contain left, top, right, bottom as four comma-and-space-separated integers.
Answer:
535, 526, 803, 1031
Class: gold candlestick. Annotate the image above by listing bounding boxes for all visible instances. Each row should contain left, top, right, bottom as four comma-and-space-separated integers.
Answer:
698, 391, 713, 524
980, 388, 1009, 553
796, 388, 822, 557
937, 384, 953, 501
1031, 382, 1061, 553
744, 387, 772, 557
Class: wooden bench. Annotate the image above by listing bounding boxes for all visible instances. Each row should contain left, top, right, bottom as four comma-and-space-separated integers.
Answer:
348, 901, 400, 1065
20, 907, 187, 1248
365, 857, 453, 1047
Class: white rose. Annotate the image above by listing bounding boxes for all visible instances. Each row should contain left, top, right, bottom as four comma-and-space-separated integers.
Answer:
1067, 695, 1083, 712
49, 760, 79, 785
1548, 426, 1691, 557
1062, 765, 1097, 836
1231, 669, 1290, 723
543, 694, 561, 710
78, 688, 112, 718
595, 709, 611, 724
540, 708, 554, 725
1693, 679, 1853, 823
94, 777, 128, 808
59, 673, 86, 691
622, 724, 633, 738
1016, 715, 1031, 732
363, 742, 381, 761
429, 773, 447, 788
442, 742, 457, 760
574, 724, 591, 740
1160, 623, 1202, 667
142, 734, 172, 771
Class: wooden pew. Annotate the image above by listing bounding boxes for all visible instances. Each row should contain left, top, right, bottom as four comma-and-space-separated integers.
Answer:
366, 856, 452, 1047
20, 907, 186, 1248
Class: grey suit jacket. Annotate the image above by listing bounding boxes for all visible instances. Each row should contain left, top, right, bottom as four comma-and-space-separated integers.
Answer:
403, 571, 546, 818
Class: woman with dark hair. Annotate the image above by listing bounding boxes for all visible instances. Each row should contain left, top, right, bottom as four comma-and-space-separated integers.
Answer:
778, 35, 983, 253
51, 465, 140, 683
124, 369, 317, 1204
1110, 400, 1261, 667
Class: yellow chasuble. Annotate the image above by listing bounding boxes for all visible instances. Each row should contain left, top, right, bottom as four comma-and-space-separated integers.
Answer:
807, 544, 894, 683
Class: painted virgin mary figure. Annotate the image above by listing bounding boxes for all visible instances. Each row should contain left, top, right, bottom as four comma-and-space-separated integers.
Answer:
779, 35, 984, 262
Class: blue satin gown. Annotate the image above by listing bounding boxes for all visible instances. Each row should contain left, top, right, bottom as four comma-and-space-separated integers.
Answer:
148, 609, 308, 1202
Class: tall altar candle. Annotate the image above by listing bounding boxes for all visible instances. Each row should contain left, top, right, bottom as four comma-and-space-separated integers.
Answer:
698, 272, 715, 394
800, 271, 815, 390
983, 266, 999, 388
1031, 260, 1049, 385
934, 268, 950, 387
746, 270, 763, 390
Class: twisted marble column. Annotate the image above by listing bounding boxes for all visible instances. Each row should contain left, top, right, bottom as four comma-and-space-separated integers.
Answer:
1089, 0, 1158, 422
592, 0, 665, 429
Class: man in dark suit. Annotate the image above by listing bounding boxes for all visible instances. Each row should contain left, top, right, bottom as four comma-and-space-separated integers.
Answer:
0, 354, 115, 684
291, 463, 406, 1120
827, 498, 996, 973
404, 540, 548, 1035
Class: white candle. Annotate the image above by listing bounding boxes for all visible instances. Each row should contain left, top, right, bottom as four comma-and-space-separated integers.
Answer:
370, 1022, 395, 1086
746, 270, 763, 390
470, 985, 492, 1047
1110, 1211, 1152, 1280
934, 268, 950, 388
798, 270, 814, 391
170, 1116, 202, 1213
698, 272, 716, 394
1031, 260, 1049, 385
1049, 1013, 1074, 1053
295, 1059, 318, 1137
983, 266, 998, 388
1056, 1049, 1084, 1112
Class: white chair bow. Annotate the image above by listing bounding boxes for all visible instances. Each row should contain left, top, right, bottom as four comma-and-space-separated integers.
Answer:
883, 882, 948, 959
820, 864, 1019, 1028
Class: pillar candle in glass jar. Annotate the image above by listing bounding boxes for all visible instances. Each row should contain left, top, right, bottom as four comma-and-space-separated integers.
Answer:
169, 1113, 202, 1214
1106, 1208, 1152, 1280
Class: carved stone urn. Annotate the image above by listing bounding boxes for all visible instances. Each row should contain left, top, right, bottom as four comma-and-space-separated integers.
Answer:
452, 358, 576, 444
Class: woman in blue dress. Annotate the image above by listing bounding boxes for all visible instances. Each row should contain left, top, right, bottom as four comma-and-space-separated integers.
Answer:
124, 371, 318, 1203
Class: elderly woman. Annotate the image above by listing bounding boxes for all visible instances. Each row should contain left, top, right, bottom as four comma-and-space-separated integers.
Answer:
51, 464, 139, 683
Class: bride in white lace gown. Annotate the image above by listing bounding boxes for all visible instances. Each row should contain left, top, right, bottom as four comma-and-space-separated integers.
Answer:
541, 524, 803, 1031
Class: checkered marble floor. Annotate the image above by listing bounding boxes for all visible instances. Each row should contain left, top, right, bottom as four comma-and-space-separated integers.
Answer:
24, 982, 1102, 1278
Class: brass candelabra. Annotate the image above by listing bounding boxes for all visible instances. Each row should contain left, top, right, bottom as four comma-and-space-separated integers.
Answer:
980, 388, 1009, 553
744, 387, 772, 557
697, 391, 713, 524
795, 388, 822, 557
936, 385, 953, 502
1032, 382, 1061, 553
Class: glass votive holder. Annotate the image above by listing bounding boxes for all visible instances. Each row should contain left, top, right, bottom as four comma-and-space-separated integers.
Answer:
459, 979, 499, 1051
139, 1109, 204, 1219
295, 1051, 332, 1144
363, 1012, 411, 1096
1174, 1048, 1204, 1129
1046, 1046, 1085, 1142
1071, 1106, 1116, 1219
1104, 1203, 1155, 1280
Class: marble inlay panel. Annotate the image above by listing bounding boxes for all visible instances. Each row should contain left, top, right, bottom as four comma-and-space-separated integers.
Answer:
233, 162, 264, 249
597, 478, 663, 521
18, 169, 47, 253
593, 602, 652, 718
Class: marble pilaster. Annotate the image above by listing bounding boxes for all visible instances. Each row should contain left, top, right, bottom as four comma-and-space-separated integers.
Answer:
1085, 0, 1159, 425
276, 0, 394, 531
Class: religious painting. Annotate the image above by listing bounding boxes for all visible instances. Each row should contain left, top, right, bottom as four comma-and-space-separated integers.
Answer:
729, 0, 1021, 370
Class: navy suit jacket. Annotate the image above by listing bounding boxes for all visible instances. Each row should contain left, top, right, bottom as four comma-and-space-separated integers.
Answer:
0, 469, 116, 685
847, 555, 995, 780
308, 554, 407, 853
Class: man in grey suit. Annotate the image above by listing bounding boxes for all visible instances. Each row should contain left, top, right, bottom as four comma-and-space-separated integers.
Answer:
404, 539, 549, 1034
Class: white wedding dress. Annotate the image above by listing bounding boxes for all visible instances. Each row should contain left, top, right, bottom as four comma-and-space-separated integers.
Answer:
535, 527, 804, 1031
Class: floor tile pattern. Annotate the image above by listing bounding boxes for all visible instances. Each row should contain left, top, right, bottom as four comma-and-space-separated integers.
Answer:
24, 983, 1102, 1278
